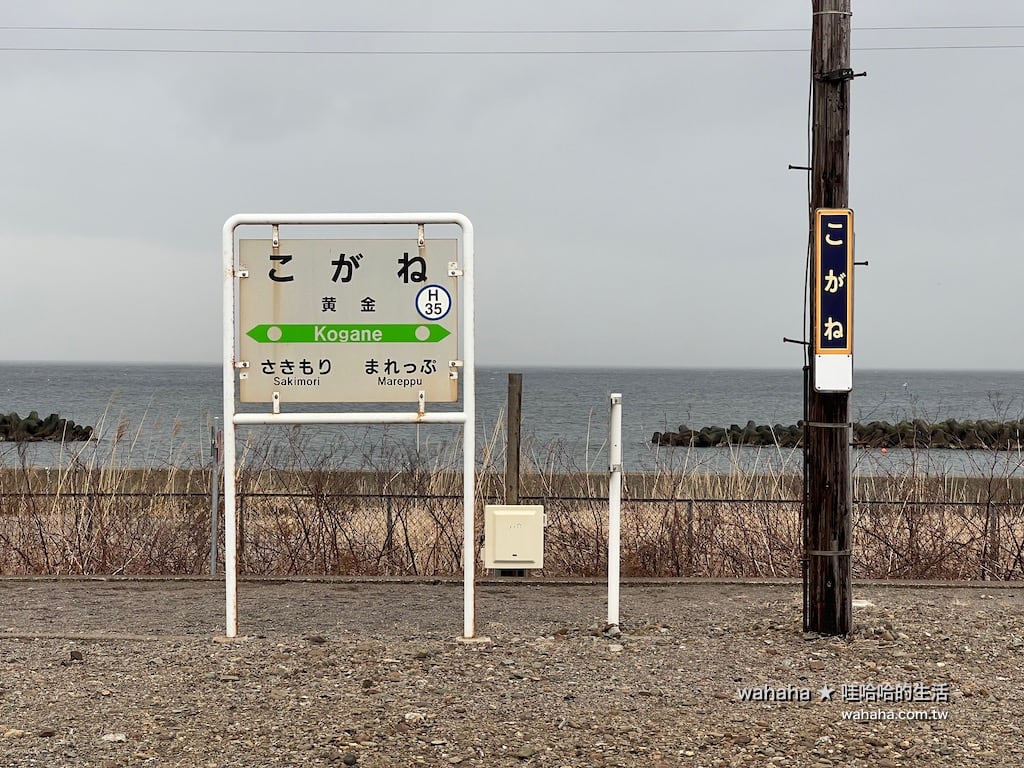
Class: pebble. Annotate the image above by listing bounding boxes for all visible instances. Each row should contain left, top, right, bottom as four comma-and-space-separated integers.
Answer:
0, 581, 1015, 766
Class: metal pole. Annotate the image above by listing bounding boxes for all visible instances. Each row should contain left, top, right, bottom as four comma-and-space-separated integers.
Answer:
461, 217, 477, 640
222, 219, 238, 638
209, 421, 220, 577
608, 393, 622, 627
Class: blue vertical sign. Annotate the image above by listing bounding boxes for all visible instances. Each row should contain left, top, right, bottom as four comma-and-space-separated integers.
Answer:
814, 208, 853, 392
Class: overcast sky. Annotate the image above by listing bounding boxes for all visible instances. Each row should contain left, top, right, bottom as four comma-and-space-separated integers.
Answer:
2, 1, 1022, 370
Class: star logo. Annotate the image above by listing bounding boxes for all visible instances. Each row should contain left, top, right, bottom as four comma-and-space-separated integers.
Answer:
818, 685, 836, 702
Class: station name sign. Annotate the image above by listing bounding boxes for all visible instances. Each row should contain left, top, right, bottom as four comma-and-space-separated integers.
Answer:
237, 238, 459, 404
813, 208, 853, 392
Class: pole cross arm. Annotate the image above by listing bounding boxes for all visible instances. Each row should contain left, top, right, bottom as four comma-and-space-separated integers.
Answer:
815, 68, 867, 82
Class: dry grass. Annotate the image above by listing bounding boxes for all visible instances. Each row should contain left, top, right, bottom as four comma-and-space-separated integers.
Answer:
1, 426, 1023, 579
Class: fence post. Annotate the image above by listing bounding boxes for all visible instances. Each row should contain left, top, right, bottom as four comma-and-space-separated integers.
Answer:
686, 499, 695, 576
209, 422, 222, 577
985, 501, 1001, 580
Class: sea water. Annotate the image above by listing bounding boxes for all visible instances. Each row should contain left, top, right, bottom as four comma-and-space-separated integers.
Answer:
1, 363, 1021, 475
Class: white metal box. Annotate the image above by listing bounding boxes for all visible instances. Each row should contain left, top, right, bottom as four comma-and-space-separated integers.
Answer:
483, 505, 545, 569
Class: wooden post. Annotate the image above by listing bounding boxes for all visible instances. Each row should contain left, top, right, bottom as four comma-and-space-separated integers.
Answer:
804, 0, 854, 635
505, 373, 522, 506
498, 373, 525, 577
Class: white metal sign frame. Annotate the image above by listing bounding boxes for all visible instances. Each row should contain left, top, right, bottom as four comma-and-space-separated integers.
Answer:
221, 212, 476, 639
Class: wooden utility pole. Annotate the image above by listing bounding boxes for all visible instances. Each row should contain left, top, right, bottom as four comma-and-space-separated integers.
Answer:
804, 0, 854, 635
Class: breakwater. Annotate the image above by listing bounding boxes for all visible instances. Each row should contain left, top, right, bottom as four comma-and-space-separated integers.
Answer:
0, 411, 94, 442
653, 418, 1024, 450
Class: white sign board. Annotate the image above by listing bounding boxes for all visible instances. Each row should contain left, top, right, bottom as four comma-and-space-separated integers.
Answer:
238, 238, 459, 403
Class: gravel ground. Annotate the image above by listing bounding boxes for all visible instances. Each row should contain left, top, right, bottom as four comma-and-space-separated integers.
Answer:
1, 577, 1023, 767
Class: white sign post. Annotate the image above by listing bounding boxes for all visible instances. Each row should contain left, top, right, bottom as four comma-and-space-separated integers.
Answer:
608, 393, 622, 627
221, 213, 476, 639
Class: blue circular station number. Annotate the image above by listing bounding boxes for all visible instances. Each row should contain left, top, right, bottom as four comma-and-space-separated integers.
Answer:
415, 284, 452, 321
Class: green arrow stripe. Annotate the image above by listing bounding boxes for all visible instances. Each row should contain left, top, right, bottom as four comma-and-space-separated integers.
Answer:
246, 323, 451, 344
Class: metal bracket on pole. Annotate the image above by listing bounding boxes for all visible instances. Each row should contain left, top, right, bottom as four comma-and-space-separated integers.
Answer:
418, 225, 426, 272
815, 68, 867, 83
816, 67, 853, 82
